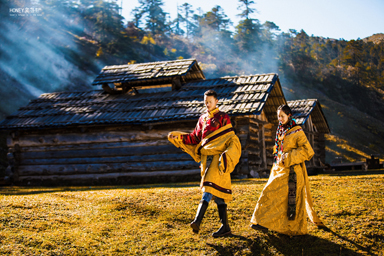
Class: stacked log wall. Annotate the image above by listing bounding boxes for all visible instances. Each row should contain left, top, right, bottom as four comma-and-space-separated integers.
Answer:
303, 115, 326, 167
232, 116, 251, 176
314, 133, 326, 166
233, 112, 274, 178
5, 113, 292, 184
6, 123, 200, 186
264, 122, 277, 172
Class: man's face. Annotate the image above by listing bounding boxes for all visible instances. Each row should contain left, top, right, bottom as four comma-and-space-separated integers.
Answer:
204, 95, 218, 112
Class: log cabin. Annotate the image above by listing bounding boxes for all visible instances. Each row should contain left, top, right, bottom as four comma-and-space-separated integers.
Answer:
0, 59, 330, 185
287, 99, 331, 174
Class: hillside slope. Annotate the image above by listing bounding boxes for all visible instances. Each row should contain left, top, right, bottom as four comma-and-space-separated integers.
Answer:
282, 79, 384, 163
363, 33, 384, 44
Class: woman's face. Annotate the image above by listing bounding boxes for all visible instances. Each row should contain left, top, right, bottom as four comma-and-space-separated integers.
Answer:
277, 110, 291, 125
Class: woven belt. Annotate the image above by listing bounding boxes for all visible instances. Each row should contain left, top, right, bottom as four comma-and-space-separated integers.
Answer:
288, 165, 297, 220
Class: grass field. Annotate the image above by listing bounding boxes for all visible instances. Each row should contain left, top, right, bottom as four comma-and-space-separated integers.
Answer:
0, 170, 383, 255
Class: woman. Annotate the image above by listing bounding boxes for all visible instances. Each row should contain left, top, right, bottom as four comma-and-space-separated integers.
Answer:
250, 104, 325, 236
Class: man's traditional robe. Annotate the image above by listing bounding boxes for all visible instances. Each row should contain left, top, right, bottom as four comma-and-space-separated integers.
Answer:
168, 108, 241, 202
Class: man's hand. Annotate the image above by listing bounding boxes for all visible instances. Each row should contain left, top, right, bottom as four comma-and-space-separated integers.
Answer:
168, 133, 178, 140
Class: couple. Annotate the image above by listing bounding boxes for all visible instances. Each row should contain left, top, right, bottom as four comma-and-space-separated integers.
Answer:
168, 90, 325, 237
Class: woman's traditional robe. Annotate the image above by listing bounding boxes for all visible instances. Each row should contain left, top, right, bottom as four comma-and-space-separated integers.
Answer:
251, 125, 325, 235
168, 108, 241, 202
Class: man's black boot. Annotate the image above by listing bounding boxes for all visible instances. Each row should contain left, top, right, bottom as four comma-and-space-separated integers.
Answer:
212, 204, 231, 237
190, 200, 209, 234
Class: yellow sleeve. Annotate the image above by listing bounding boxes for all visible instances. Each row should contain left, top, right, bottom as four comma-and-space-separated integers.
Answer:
218, 135, 242, 174
168, 131, 201, 163
284, 131, 314, 167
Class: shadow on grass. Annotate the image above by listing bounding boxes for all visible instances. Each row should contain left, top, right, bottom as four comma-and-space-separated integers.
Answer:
206, 233, 271, 255
318, 226, 374, 255
207, 230, 366, 256
110, 197, 193, 225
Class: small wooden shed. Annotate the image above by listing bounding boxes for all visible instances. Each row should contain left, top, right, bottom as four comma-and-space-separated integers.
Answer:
288, 99, 331, 169
0, 59, 329, 185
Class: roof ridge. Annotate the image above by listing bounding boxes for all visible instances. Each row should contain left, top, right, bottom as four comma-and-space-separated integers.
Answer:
287, 98, 318, 102
101, 58, 197, 70
221, 73, 277, 78
39, 89, 104, 96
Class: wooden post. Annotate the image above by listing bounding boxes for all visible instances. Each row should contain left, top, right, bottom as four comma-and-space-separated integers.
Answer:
172, 77, 182, 90
260, 124, 267, 169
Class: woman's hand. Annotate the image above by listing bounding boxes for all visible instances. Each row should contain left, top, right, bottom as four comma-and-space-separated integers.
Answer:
277, 152, 287, 165
281, 152, 288, 165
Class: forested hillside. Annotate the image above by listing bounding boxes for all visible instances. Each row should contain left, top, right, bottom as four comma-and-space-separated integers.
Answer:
0, 0, 383, 170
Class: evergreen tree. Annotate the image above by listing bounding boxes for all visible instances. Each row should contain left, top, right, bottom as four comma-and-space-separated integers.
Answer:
171, 4, 185, 36
199, 6, 232, 32
136, 0, 169, 37
342, 40, 364, 85
131, 7, 144, 28
181, 3, 194, 38
190, 6, 235, 77
234, 18, 261, 52
262, 21, 280, 42
237, 0, 256, 20
234, 0, 264, 73
234, 0, 261, 51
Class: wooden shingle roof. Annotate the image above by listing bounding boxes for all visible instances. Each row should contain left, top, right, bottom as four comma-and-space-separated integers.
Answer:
0, 74, 285, 130
288, 99, 330, 133
92, 58, 205, 86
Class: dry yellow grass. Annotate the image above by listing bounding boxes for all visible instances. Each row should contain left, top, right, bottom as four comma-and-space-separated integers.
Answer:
0, 171, 383, 255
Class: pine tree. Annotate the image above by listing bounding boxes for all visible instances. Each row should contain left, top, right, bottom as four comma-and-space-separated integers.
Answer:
199, 6, 232, 32
237, 0, 256, 20
131, 7, 144, 28
136, 0, 169, 36
171, 4, 185, 36
181, 3, 194, 38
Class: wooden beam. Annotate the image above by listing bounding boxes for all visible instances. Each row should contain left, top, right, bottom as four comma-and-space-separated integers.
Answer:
17, 160, 199, 176
20, 153, 193, 165
18, 139, 171, 153
19, 144, 179, 159
17, 169, 201, 182
7, 130, 173, 147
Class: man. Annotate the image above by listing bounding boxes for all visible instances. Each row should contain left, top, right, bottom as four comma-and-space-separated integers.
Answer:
168, 89, 241, 237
